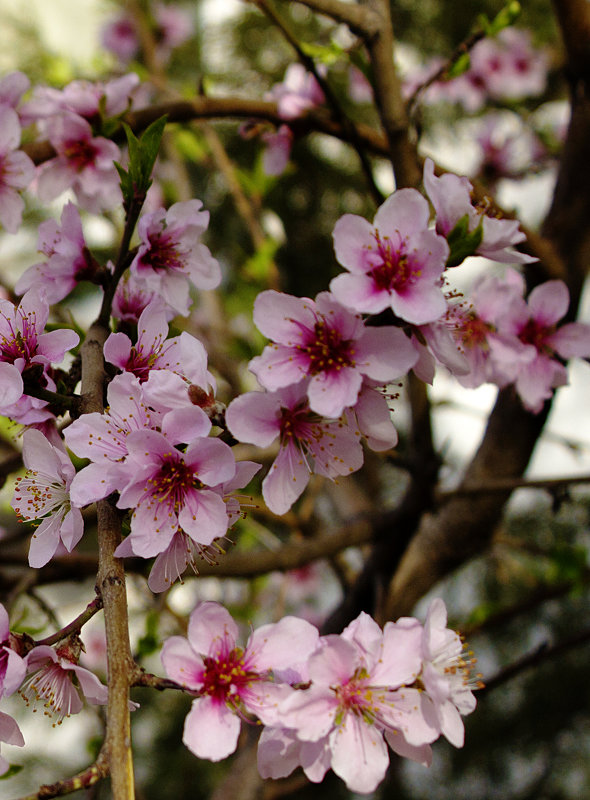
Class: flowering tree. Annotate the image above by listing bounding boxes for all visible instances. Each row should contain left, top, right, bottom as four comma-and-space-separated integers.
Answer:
0, 1, 590, 798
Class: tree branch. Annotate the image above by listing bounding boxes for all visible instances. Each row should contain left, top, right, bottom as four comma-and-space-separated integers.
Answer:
80, 323, 135, 800
284, 0, 381, 37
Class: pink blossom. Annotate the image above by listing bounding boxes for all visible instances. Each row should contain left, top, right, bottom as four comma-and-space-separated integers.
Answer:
15, 202, 96, 302
161, 601, 319, 761
110, 429, 235, 558
66, 371, 212, 507
0, 289, 79, 412
20, 641, 108, 725
35, 112, 121, 213
0, 106, 35, 234
266, 63, 325, 120
130, 200, 221, 316
249, 290, 418, 418
21, 74, 141, 129
423, 158, 537, 265
101, 14, 139, 62
262, 125, 293, 176
112, 270, 161, 322
472, 112, 545, 183
421, 271, 531, 388
270, 613, 437, 793
101, 4, 194, 63
12, 429, 83, 568
352, 383, 399, 451
0, 71, 29, 109
469, 28, 548, 103
330, 189, 449, 323
0, 604, 26, 700
348, 66, 373, 104
226, 382, 363, 515
416, 599, 478, 747
154, 3, 194, 50
146, 461, 260, 592
507, 280, 590, 412
103, 302, 184, 382
0, 712, 24, 776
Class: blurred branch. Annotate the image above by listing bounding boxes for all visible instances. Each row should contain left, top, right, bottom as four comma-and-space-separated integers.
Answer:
437, 472, 590, 499
0, 512, 375, 583
254, 0, 384, 204
362, 0, 421, 188
200, 122, 280, 288
285, 0, 381, 37
406, 27, 487, 117
481, 626, 590, 694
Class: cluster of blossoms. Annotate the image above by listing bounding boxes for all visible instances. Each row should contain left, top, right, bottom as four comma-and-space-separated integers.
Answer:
254, 63, 325, 176
0, 602, 114, 774
0, 69, 146, 222
403, 28, 548, 112
224, 155, 590, 513
101, 3, 194, 64
161, 599, 480, 794
0, 32, 584, 787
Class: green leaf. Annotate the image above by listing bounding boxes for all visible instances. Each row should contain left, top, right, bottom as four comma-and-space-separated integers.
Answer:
116, 116, 167, 208
446, 52, 471, 80
445, 214, 483, 268
137, 115, 168, 184
243, 238, 279, 281
478, 1, 521, 36
488, 1, 521, 35
136, 610, 160, 660
114, 160, 134, 209
300, 41, 343, 66
122, 123, 141, 181
0, 765, 23, 780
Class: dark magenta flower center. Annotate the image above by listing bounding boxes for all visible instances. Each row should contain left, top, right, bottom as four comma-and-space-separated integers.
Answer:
63, 139, 99, 171
369, 232, 417, 293
143, 232, 184, 273
149, 456, 195, 508
300, 319, 355, 376
518, 318, 552, 353
201, 648, 259, 703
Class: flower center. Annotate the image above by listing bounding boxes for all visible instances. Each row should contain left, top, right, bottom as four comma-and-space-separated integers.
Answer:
0, 310, 38, 365
63, 139, 99, 171
149, 456, 196, 510
300, 319, 355, 376
279, 403, 321, 443
20, 662, 80, 726
201, 647, 259, 704
144, 232, 184, 273
332, 668, 385, 726
518, 318, 552, 353
13, 471, 69, 522
369, 231, 418, 293
459, 312, 492, 350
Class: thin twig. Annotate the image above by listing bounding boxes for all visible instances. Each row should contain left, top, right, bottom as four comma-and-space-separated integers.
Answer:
481, 626, 590, 694
254, 0, 384, 204
14, 755, 108, 800
35, 597, 104, 647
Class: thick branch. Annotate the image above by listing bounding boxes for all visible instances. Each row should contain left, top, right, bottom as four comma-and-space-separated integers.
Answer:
80, 324, 135, 800
286, 0, 381, 36
362, 0, 421, 188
